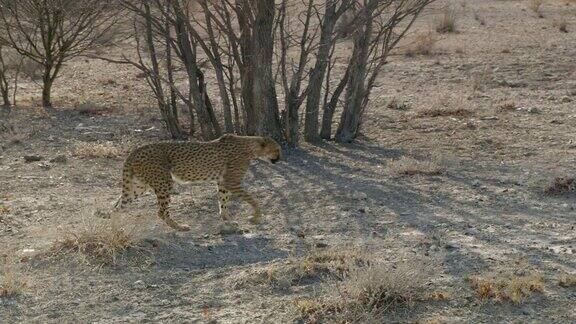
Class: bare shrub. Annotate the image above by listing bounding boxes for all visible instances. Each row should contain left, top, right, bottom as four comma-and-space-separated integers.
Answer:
73, 142, 121, 159
404, 32, 438, 57
469, 273, 544, 303
544, 176, 575, 194
295, 258, 438, 322
0, 256, 26, 297
435, 7, 457, 33
529, 0, 544, 18
558, 273, 576, 287
52, 216, 154, 265
388, 156, 445, 177
0, 203, 9, 215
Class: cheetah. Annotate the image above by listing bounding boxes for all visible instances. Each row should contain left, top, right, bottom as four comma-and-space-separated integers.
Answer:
114, 134, 281, 231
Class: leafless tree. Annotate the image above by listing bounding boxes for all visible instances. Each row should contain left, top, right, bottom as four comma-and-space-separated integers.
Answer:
110, 0, 433, 144
0, 0, 119, 109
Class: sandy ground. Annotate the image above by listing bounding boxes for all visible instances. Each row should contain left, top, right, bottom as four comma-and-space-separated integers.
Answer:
1, 0, 576, 323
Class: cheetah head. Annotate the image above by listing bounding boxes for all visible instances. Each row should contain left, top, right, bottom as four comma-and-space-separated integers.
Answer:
254, 137, 282, 164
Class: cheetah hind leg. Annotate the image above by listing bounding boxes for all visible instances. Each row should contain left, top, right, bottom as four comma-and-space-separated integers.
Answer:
113, 175, 149, 210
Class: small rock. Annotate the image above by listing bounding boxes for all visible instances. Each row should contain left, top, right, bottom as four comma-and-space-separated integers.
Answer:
315, 242, 329, 248
358, 208, 366, 214
561, 96, 572, 103
23, 155, 43, 163
471, 180, 481, 188
527, 107, 540, 114
481, 116, 498, 121
38, 162, 51, 170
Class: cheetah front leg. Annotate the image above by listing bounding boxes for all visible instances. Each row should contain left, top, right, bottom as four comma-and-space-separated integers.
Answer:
155, 190, 191, 231
217, 184, 230, 221
225, 183, 262, 224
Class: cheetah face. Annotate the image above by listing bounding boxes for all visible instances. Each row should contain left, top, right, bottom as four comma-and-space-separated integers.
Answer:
256, 137, 282, 164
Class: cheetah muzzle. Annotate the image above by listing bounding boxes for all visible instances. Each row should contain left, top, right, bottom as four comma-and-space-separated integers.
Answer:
114, 134, 282, 231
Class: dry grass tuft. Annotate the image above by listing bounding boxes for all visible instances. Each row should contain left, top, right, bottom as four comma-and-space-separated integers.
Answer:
544, 176, 575, 194
417, 95, 471, 118
243, 248, 369, 289
0, 204, 10, 215
52, 216, 154, 265
404, 32, 438, 57
389, 157, 445, 177
554, 19, 568, 33
0, 257, 26, 298
529, 0, 544, 18
435, 7, 457, 34
295, 258, 437, 322
73, 142, 121, 159
76, 101, 113, 116
498, 100, 517, 111
558, 273, 576, 287
469, 273, 544, 303
387, 97, 410, 110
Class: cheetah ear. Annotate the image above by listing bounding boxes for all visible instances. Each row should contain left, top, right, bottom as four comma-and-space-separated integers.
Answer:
259, 138, 267, 148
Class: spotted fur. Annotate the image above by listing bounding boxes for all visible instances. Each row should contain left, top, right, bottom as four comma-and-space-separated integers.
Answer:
114, 134, 281, 231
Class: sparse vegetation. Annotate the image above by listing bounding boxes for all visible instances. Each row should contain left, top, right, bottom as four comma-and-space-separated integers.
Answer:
387, 97, 410, 110
529, 0, 544, 18
388, 156, 445, 177
558, 273, 576, 287
404, 32, 438, 57
435, 6, 457, 33
498, 100, 517, 111
469, 273, 544, 303
554, 19, 568, 33
76, 101, 113, 116
73, 142, 121, 159
0, 257, 25, 298
52, 216, 154, 265
295, 259, 437, 322
544, 175, 575, 194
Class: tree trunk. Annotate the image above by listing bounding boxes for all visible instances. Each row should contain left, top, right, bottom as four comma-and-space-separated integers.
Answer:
41, 72, 53, 109
237, 0, 257, 135
304, 2, 338, 143
252, 0, 283, 142
335, 9, 372, 143
320, 67, 349, 139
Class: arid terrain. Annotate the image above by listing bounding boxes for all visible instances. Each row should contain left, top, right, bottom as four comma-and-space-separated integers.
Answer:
1, 0, 576, 323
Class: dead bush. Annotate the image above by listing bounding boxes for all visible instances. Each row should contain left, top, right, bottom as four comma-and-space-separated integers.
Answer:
295, 258, 438, 322
469, 273, 544, 303
404, 32, 438, 57
435, 7, 457, 33
52, 216, 154, 265
544, 176, 575, 194
73, 142, 121, 159
389, 157, 445, 177
558, 273, 576, 287
529, 0, 544, 18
